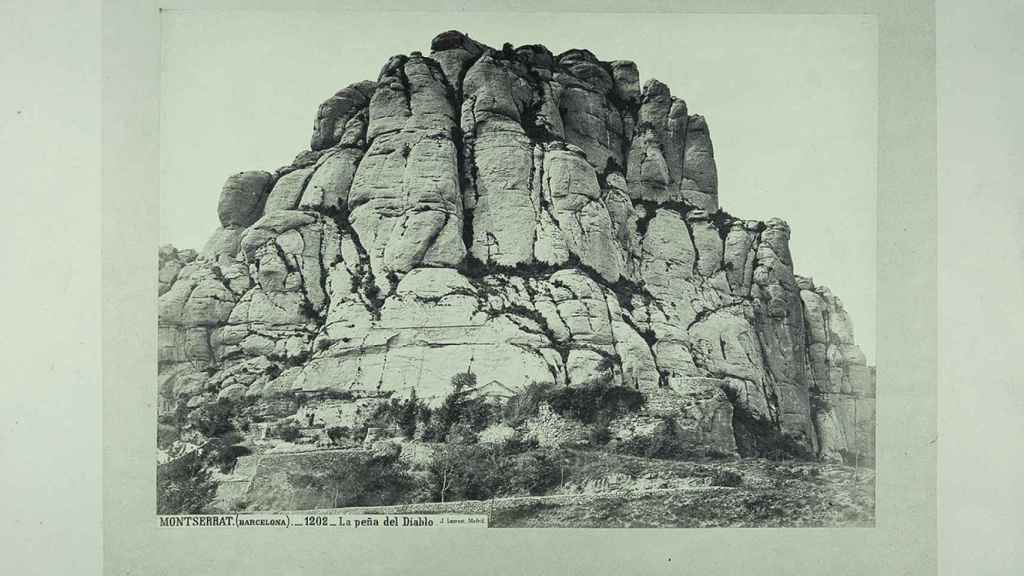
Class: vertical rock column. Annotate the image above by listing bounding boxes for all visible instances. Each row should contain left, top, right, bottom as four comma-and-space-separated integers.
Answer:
624, 79, 717, 212
750, 218, 815, 451
348, 54, 467, 278
680, 115, 718, 211
800, 277, 876, 464
626, 80, 687, 203
202, 171, 274, 263
460, 51, 536, 266
310, 81, 376, 152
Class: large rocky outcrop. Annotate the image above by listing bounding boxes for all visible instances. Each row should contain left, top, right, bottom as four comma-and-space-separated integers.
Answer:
158, 31, 874, 464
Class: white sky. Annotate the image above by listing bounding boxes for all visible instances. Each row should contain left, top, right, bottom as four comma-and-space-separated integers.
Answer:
160, 11, 877, 363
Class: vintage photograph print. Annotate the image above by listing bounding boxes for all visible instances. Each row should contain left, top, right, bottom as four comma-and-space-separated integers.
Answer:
156, 12, 877, 527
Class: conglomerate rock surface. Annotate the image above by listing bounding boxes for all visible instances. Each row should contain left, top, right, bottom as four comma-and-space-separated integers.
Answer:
158, 31, 874, 464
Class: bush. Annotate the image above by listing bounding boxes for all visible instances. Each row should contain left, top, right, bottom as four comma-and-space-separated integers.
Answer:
426, 444, 503, 502
417, 406, 436, 441
547, 380, 645, 424
326, 426, 351, 445
503, 435, 540, 454
187, 396, 256, 438
368, 389, 431, 439
502, 381, 557, 426
425, 372, 495, 441
426, 444, 563, 503
165, 397, 253, 476
271, 421, 302, 442
588, 421, 612, 446
731, 409, 815, 461
285, 449, 417, 508
457, 419, 501, 445
507, 451, 562, 495
205, 431, 251, 473
157, 451, 218, 514
503, 377, 644, 431
613, 417, 688, 460
187, 398, 238, 437
760, 432, 814, 461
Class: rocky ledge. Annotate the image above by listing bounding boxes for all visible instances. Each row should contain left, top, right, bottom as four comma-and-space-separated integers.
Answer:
158, 30, 874, 465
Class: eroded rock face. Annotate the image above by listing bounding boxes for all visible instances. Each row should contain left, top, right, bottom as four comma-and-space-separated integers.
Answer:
348, 54, 466, 277
310, 81, 375, 151
158, 30, 874, 463
799, 276, 875, 464
218, 171, 274, 228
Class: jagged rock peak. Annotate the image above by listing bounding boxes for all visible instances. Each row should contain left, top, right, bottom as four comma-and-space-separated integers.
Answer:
159, 30, 874, 466
430, 30, 489, 54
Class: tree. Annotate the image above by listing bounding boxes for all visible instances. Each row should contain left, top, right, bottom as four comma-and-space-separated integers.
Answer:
450, 371, 477, 394
398, 388, 420, 439
429, 372, 494, 442
429, 445, 460, 503
205, 431, 252, 473
326, 426, 350, 445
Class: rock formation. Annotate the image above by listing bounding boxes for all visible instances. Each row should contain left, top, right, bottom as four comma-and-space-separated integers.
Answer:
158, 31, 874, 464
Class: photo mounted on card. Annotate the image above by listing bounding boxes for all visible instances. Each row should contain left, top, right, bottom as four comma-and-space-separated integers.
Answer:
155, 11, 877, 529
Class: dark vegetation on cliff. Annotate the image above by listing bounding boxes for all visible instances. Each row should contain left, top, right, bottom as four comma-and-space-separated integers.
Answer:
157, 369, 871, 525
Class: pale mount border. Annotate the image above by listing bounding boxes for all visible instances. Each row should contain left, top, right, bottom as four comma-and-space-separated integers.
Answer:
102, 1, 936, 574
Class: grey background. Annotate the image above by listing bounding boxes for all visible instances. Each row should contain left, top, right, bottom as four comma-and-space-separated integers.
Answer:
7, 0, 1023, 575
111, 2, 933, 573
